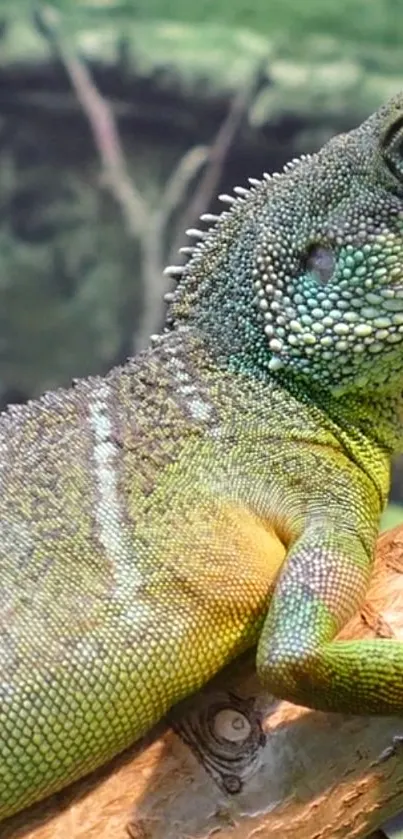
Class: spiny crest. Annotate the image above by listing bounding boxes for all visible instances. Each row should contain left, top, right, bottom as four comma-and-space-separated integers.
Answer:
162, 153, 312, 299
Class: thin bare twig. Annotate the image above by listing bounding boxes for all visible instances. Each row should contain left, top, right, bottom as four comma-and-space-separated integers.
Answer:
34, 5, 149, 238
136, 146, 209, 351
168, 55, 270, 266
35, 5, 269, 351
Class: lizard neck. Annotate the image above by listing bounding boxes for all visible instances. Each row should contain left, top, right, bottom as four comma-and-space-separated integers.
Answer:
159, 327, 391, 509
168, 214, 269, 378
169, 305, 401, 469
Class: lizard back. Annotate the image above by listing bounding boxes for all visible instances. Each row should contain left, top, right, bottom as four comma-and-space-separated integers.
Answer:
0, 329, 290, 815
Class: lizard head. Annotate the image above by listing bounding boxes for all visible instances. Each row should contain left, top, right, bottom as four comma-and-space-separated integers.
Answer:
166, 93, 403, 419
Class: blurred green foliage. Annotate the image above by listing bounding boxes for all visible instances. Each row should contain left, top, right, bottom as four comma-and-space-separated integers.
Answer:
23, 0, 403, 50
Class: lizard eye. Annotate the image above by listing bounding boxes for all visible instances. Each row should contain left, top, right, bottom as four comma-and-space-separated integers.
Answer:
382, 114, 403, 180
303, 244, 335, 284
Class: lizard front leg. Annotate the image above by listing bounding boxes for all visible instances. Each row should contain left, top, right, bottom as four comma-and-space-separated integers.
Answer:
256, 485, 403, 715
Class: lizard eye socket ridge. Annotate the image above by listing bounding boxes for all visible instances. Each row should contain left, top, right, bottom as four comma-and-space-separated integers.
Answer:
382, 114, 403, 181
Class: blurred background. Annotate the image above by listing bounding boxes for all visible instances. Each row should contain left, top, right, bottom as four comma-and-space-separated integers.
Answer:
1, 4, 403, 837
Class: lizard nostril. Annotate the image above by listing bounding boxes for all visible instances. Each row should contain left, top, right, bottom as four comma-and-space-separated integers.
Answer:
303, 244, 335, 285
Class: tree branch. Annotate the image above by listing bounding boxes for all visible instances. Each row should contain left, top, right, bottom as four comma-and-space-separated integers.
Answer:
34, 5, 149, 237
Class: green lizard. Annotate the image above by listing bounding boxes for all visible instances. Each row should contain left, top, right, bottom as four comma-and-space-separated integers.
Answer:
2, 92, 403, 821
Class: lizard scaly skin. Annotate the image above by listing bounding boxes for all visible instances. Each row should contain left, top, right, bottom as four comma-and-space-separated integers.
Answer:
2, 94, 403, 819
